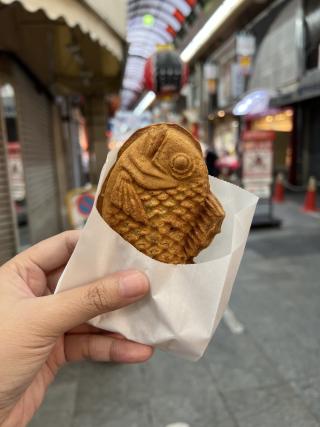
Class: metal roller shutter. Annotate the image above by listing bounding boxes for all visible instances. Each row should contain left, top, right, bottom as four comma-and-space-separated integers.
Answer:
0, 97, 17, 264
13, 65, 61, 244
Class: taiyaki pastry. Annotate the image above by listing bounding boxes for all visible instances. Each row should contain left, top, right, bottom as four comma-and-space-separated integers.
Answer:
97, 123, 225, 264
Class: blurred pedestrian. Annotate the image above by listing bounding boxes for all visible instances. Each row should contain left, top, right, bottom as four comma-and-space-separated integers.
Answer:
0, 231, 153, 427
205, 148, 220, 177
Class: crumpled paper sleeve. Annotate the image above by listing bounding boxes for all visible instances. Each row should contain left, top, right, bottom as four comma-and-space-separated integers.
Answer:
55, 149, 258, 361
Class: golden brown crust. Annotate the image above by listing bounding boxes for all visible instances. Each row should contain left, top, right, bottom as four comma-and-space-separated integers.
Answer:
117, 123, 202, 159
97, 123, 225, 264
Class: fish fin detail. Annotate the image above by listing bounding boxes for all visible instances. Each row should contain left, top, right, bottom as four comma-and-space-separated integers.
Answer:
110, 170, 147, 224
185, 191, 225, 259
144, 125, 167, 158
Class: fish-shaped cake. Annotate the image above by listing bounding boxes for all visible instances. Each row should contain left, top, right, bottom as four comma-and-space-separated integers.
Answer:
97, 123, 225, 264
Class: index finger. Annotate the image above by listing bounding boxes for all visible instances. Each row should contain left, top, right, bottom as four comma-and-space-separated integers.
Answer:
21, 230, 80, 273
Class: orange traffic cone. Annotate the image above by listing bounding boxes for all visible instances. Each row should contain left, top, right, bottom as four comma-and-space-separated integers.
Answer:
303, 176, 318, 212
273, 173, 285, 203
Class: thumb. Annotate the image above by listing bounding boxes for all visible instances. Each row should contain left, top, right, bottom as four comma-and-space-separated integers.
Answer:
35, 270, 149, 335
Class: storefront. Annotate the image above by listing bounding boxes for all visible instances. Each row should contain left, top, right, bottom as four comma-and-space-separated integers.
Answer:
210, 113, 239, 157
270, 0, 320, 185
246, 108, 294, 177
0, 0, 125, 263
201, 34, 251, 176
272, 77, 320, 185
247, 0, 308, 184
0, 60, 63, 256
207, 111, 240, 181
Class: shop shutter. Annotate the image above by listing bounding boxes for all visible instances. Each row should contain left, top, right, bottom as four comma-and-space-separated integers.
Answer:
249, 0, 303, 91
0, 100, 17, 264
13, 65, 61, 244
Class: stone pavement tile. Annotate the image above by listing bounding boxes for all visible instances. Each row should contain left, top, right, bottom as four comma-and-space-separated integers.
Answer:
259, 274, 320, 350
223, 384, 320, 427
230, 267, 320, 382
143, 350, 214, 397
228, 246, 320, 382
144, 351, 236, 427
247, 233, 320, 258
55, 362, 83, 384
233, 271, 320, 347
29, 381, 77, 427
205, 323, 282, 392
72, 361, 148, 425
283, 254, 320, 291
230, 276, 292, 341
235, 266, 293, 297
254, 335, 320, 382
98, 408, 150, 427
290, 375, 320, 423
231, 294, 320, 381
72, 402, 151, 427
274, 202, 320, 229
72, 413, 93, 427
149, 387, 236, 427
76, 361, 146, 403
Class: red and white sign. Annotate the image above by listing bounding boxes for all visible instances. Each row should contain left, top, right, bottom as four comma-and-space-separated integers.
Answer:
242, 131, 275, 198
8, 143, 26, 201
66, 187, 96, 229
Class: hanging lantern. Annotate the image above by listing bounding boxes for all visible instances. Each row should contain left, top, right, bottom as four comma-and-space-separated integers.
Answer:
144, 46, 188, 97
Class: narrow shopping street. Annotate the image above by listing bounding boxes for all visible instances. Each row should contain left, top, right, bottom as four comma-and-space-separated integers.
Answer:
1, 1, 320, 426
30, 200, 320, 427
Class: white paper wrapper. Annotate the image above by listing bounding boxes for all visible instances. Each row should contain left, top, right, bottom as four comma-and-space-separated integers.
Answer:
56, 149, 258, 361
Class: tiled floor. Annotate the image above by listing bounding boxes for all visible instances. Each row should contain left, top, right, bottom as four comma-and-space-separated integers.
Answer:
29, 201, 320, 427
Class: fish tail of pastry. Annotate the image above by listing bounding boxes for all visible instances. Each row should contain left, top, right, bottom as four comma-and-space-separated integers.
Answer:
184, 191, 225, 259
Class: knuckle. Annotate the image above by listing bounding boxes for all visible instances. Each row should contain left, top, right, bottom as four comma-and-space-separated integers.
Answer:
109, 339, 121, 362
84, 335, 95, 360
86, 281, 114, 312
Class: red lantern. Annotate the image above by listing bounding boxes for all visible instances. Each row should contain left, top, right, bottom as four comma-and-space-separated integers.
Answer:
144, 48, 188, 96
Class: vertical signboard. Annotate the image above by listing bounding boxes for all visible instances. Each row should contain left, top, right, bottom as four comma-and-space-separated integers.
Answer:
242, 131, 274, 198
241, 130, 279, 227
236, 33, 256, 76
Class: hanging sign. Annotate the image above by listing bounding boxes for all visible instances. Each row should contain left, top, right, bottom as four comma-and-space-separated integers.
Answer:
236, 33, 256, 76
236, 33, 256, 56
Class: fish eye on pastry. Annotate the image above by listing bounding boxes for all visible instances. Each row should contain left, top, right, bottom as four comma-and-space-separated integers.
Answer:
170, 153, 192, 176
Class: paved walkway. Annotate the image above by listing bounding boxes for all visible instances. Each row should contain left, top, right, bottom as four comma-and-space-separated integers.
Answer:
30, 200, 320, 427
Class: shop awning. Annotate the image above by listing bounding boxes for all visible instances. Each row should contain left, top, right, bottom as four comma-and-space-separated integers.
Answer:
84, 0, 127, 40
0, 0, 126, 95
0, 0, 124, 61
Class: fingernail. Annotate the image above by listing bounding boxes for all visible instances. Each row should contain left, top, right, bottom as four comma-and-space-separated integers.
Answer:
119, 271, 149, 298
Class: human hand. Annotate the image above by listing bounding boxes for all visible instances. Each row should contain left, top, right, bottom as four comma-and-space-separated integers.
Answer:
0, 231, 152, 427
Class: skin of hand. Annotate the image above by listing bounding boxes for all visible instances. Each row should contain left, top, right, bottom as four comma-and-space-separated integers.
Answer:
0, 230, 153, 427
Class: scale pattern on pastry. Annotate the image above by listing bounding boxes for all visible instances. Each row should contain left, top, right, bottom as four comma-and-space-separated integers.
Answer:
97, 123, 225, 264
